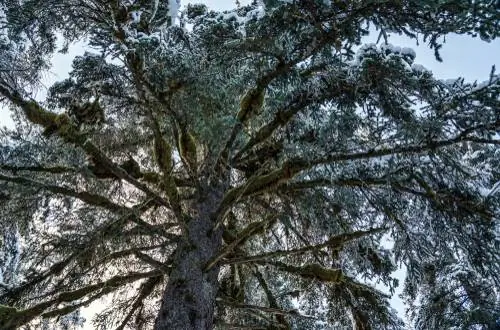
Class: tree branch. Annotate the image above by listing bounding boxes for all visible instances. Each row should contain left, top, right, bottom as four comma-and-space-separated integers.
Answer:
229, 121, 500, 207
0, 172, 122, 212
205, 216, 277, 271
133, 251, 171, 272
0, 164, 76, 174
1, 270, 161, 329
223, 228, 386, 266
278, 177, 390, 191
253, 269, 290, 329
232, 68, 357, 162
217, 61, 292, 168
115, 275, 163, 330
0, 87, 172, 210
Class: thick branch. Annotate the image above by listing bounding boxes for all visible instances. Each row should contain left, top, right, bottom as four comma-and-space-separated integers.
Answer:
81, 141, 170, 207
205, 216, 277, 271
0, 173, 172, 235
302, 130, 497, 178
1, 270, 161, 329
224, 228, 386, 266
218, 160, 307, 214
2, 208, 172, 306
279, 177, 390, 191
41, 273, 157, 321
1, 253, 77, 305
134, 251, 171, 272
0, 164, 75, 174
232, 71, 358, 162
0, 173, 122, 212
226, 122, 500, 212
0, 85, 171, 208
268, 261, 343, 283
218, 61, 292, 166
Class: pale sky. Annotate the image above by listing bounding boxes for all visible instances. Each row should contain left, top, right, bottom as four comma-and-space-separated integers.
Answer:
0, 0, 499, 328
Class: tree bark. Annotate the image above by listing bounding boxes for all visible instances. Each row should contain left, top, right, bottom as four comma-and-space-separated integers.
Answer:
154, 185, 224, 330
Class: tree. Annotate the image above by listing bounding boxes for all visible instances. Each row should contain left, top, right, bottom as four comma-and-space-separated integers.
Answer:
0, 0, 499, 329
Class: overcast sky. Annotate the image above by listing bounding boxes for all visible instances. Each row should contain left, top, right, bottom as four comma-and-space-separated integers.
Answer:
1, 0, 499, 327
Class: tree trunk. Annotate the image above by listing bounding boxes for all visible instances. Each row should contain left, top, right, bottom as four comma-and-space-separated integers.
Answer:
154, 185, 224, 330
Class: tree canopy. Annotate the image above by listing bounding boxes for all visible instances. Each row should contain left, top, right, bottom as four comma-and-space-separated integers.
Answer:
0, 0, 499, 329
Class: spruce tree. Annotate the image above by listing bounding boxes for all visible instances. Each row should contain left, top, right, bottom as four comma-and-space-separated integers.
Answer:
0, 1, 498, 329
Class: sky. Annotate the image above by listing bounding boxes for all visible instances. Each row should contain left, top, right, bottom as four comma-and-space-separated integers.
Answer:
0, 0, 499, 328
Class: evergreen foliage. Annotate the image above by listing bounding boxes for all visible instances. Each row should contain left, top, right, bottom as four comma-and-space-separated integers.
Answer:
0, 0, 499, 329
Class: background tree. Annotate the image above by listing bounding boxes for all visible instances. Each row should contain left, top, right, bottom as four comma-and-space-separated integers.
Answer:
0, 0, 499, 329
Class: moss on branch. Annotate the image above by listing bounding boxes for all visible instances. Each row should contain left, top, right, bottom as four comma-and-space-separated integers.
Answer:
0, 271, 161, 329
271, 262, 344, 283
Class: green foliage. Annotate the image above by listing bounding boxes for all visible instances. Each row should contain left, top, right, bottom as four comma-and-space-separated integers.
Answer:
0, 0, 498, 329
0, 304, 19, 329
